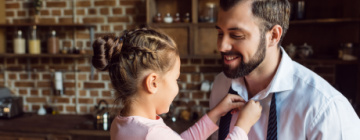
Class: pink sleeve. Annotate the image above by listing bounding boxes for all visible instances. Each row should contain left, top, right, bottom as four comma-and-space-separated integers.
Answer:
226, 126, 248, 140
180, 114, 219, 140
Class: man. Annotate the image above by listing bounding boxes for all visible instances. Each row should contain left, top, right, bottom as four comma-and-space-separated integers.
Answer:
210, 0, 360, 139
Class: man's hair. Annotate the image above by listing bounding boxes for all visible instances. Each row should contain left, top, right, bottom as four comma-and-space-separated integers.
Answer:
220, 0, 290, 45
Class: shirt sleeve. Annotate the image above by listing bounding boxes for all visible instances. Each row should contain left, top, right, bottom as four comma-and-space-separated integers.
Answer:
179, 114, 219, 140
307, 95, 360, 140
226, 126, 249, 140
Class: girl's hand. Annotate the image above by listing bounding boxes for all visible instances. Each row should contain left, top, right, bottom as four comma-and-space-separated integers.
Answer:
207, 94, 246, 124
236, 100, 262, 134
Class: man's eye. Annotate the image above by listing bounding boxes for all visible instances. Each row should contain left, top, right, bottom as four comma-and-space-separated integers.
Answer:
231, 35, 245, 39
218, 33, 224, 38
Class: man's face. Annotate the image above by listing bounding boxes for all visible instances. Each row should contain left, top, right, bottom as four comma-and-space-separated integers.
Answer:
216, 1, 267, 79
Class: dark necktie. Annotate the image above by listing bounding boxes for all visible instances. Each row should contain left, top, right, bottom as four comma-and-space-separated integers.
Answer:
267, 93, 277, 140
218, 86, 238, 140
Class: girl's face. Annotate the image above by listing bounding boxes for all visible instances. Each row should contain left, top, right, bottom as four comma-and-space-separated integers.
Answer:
155, 56, 180, 115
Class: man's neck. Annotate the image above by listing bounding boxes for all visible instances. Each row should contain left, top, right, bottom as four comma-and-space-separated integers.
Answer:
245, 48, 282, 99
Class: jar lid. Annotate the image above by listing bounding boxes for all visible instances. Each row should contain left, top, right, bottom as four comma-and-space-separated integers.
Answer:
206, 2, 216, 8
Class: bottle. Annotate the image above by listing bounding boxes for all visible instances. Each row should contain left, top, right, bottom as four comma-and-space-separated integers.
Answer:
153, 13, 163, 23
28, 25, 41, 54
205, 2, 216, 22
13, 30, 26, 54
183, 12, 190, 23
174, 13, 181, 23
47, 30, 59, 54
163, 13, 173, 23
37, 105, 46, 115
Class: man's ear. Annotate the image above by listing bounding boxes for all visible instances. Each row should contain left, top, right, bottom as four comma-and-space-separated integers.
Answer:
144, 73, 158, 94
268, 25, 282, 47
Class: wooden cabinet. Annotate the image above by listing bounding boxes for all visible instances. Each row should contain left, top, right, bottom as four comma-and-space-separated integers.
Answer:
146, 0, 220, 57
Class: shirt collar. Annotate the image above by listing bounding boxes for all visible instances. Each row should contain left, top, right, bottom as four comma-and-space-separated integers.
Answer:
232, 47, 294, 101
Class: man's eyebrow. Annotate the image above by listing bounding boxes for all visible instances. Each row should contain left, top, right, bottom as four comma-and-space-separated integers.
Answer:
215, 25, 243, 31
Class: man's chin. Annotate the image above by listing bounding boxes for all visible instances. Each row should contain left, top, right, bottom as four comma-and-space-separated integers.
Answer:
223, 68, 240, 79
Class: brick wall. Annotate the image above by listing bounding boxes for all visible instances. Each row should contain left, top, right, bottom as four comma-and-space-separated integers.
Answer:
1, 0, 340, 116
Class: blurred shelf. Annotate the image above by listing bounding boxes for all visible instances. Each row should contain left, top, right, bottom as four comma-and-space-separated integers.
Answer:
0, 53, 92, 58
290, 18, 360, 25
0, 23, 96, 28
149, 23, 192, 28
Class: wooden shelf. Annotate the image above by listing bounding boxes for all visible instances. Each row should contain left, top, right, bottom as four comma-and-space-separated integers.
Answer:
0, 53, 92, 58
290, 18, 360, 25
0, 23, 96, 28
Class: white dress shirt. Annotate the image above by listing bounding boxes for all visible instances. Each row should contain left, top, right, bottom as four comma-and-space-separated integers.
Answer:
210, 48, 360, 140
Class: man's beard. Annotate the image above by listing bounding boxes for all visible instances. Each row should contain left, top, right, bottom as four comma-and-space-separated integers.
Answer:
222, 33, 266, 79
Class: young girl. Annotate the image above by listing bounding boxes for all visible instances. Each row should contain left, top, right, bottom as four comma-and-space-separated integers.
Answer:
92, 28, 262, 140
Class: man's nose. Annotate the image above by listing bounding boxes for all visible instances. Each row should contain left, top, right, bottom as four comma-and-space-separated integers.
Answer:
218, 36, 232, 53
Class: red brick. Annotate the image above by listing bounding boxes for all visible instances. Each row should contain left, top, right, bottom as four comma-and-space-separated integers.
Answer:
40, 10, 50, 16
84, 82, 105, 88
59, 18, 73, 24
199, 66, 222, 73
112, 8, 123, 15
22, 2, 32, 8
125, 8, 135, 15
52, 58, 62, 64
76, 9, 85, 15
192, 92, 205, 99
80, 106, 87, 113
6, 3, 20, 9
63, 41, 71, 47
76, 1, 91, 7
203, 74, 216, 81
88, 8, 97, 15
90, 90, 99, 96
199, 101, 210, 107
52, 10, 61, 16
46, 1, 67, 7
102, 91, 112, 97
65, 74, 75, 80
38, 82, 51, 88
64, 82, 76, 88
19, 89, 28, 95
79, 90, 87, 96
8, 73, 17, 80
66, 106, 76, 112
100, 8, 109, 15
186, 83, 201, 90
191, 74, 201, 82
181, 66, 197, 73
181, 59, 189, 65
76, 32, 89, 39
95, 0, 116, 6
39, 18, 56, 24
27, 97, 47, 103
78, 66, 91, 72
56, 97, 70, 103
83, 17, 104, 23
6, 11, 14, 17
30, 90, 39, 96
42, 74, 51, 80
120, 1, 143, 6
64, 9, 73, 16
17, 11, 26, 17
15, 82, 34, 87
65, 90, 76, 96
108, 17, 129, 23
133, 15, 146, 22
114, 25, 124, 31
101, 25, 110, 31
102, 74, 110, 80
42, 89, 51, 96
79, 98, 93, 104
78, 74, 87, 80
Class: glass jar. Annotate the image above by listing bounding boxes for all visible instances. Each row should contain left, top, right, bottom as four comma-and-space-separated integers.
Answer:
13, 30, 26, 54
339, 43, 357, 61
28, 25, 41, 54
199, 2, 217, 22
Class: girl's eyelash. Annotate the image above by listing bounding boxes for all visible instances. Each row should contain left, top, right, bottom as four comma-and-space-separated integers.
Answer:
177, 79, 181, 81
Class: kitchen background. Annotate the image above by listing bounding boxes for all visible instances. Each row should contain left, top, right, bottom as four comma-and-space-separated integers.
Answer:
0, 0, 359, 138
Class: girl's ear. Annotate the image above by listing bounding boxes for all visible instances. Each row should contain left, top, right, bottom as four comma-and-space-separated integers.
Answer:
144, 73, 158, 94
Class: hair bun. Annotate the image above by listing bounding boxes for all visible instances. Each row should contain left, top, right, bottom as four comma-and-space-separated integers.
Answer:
92, 36, 122, 71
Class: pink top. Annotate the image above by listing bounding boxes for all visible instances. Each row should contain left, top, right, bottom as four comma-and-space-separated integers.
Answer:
110, 114, 248, 140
